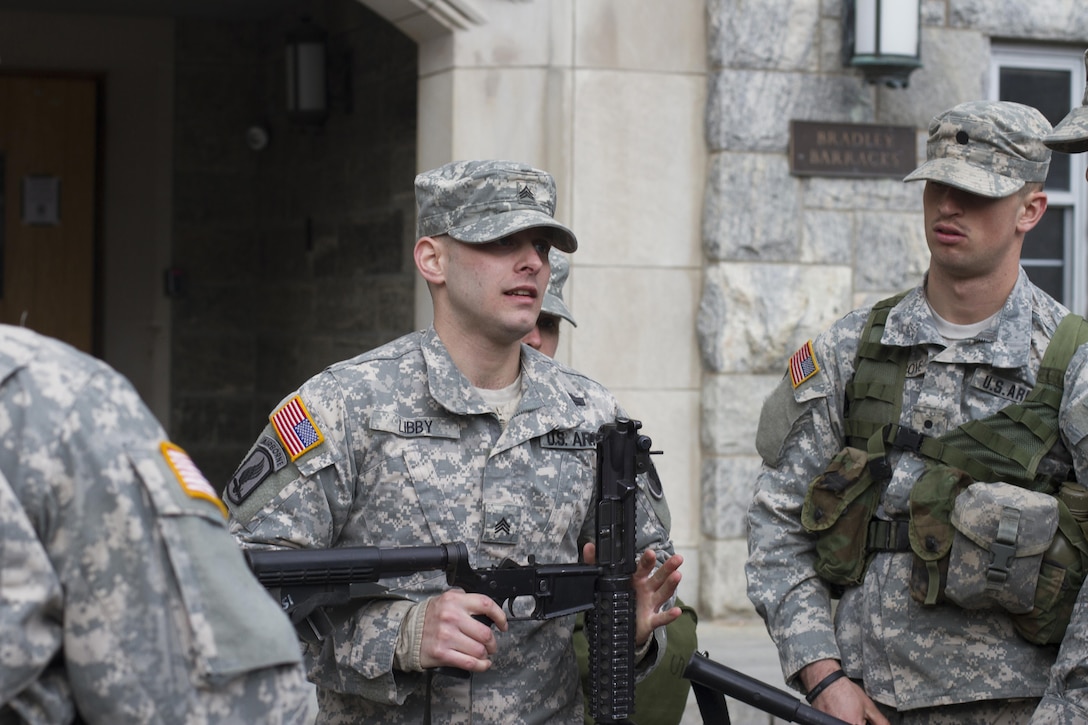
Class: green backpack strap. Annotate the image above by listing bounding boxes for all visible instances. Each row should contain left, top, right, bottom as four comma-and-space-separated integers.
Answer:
939, 312, 1088, 490
846, 304, 1088, 491
844, 292, 910, 451
1038, 313, 1088, 390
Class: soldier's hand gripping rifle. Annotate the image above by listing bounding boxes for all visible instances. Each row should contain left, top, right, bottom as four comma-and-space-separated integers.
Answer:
245, 540, 598, 649
244, 417, 653, 706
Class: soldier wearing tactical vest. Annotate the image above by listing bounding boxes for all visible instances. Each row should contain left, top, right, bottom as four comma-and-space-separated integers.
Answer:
747, 99, 1088, 724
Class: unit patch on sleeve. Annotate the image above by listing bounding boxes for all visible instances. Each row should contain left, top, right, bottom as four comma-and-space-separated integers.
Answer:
271, 395, 324, 461
225, 435, 288, 506
789, 340, 820, 388
160, 442, 228, 518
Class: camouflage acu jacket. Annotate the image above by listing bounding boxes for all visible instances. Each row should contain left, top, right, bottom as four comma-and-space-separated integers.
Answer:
746, 270, 1088, 714
226, 327, 675, 724
0, 325, 309, 724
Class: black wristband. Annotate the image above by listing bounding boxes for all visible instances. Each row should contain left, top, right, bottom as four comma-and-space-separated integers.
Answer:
805, 669, 847, 704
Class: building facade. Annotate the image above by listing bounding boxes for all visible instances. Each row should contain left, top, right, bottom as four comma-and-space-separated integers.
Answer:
697, 0, 1088, 615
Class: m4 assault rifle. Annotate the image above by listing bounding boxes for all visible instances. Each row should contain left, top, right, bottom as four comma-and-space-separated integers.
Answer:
246, 418, 652, 724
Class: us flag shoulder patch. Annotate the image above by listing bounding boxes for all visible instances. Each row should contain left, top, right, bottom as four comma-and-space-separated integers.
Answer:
789, 340, 820, 388
161, 442, 228, 518
270, 395, 324, 461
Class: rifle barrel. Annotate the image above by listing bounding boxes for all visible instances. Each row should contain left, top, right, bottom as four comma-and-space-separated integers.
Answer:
246, 543, 461, 587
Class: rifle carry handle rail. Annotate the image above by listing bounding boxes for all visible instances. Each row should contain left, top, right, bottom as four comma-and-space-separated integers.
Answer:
586, 417, 653, 724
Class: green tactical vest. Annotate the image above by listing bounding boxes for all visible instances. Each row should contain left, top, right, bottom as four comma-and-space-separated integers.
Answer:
803, 292, 1088, 644
845, 293, 1088, 493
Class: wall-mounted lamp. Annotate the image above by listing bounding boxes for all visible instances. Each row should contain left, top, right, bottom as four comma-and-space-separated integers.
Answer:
844, 0, 922, 89
286, 18, 329, 125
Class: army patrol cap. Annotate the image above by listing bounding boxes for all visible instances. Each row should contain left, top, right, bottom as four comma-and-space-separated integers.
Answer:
1045, 50, 1088, 154
541, 249, 576, 326
903, 100, 1052, 198
415, 160, 578, 252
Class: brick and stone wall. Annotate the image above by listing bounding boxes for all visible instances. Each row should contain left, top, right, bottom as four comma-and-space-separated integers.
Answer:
697, 0, 1088, 617
170, 0, 418, 487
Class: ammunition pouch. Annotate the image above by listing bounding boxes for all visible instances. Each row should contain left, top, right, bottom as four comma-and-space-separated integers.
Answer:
804, 455, 1088, 645
945, 481, 1057, 613
906, 466, 973, 606
801, 447, 880, 587
906, 469, 1088, 646
1013, 483, 1088, 645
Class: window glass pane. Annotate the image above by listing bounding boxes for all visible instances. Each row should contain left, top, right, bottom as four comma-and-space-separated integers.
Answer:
1022, 205, 1065, 301
1022, 206, 1065, 261
1022, 263, 1064, 301
1000, 67, 1071, 192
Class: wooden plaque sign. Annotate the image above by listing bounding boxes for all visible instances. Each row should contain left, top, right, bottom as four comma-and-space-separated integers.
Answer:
789, 120, 917, 179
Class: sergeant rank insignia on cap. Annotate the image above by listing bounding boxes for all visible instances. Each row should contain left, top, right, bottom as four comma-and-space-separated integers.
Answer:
271, 395, 324, 461
789, 340, 819, 388
161, 442, 228, 517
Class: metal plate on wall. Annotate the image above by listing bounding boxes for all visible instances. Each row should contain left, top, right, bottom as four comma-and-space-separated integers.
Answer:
790, 120, 916, 179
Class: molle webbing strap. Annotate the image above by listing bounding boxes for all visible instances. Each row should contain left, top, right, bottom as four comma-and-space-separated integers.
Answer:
872, 423, 1001, 484
849, 300, 1088, 491
844, 293, 910, 450
936, 311, 1088, 490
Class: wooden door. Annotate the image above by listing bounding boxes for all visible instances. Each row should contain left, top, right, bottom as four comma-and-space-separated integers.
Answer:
0, 75, 98, 353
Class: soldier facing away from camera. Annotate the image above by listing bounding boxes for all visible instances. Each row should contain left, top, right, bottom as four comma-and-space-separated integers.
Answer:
0, 324, 311, 723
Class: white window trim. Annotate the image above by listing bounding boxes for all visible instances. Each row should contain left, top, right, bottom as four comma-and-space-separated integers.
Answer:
990, 44, 1088, 315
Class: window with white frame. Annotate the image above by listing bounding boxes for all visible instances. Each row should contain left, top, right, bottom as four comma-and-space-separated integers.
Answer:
991, 45, 1088, 315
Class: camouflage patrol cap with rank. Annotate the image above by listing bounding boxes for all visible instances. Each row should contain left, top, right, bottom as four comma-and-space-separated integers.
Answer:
415, 159, 578, 252
541, 248, 576, 326
1045, 49, 1088, 154
903, 100, 1052, 198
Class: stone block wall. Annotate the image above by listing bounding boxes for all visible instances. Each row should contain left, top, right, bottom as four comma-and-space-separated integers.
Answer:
698, 0, 1088, 617
170, 0, 418, 487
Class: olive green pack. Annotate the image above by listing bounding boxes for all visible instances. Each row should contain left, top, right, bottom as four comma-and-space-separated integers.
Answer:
802, 293, 1088, 644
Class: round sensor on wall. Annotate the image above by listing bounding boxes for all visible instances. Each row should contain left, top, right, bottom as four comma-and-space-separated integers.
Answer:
246, 126, 270, 151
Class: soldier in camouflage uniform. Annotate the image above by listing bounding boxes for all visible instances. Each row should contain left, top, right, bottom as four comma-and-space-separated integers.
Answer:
747, 100, 1088, 724
522, 248, 576, 357
224, 159, 683, 724
0, 325, 311, 724
1035, 51, 1088, 724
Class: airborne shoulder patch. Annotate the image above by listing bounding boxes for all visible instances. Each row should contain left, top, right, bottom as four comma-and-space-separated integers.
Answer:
789, 340, 820, 388
160, 442, 228, 518
270, 395, 324, 461
225, 435, 288, 506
